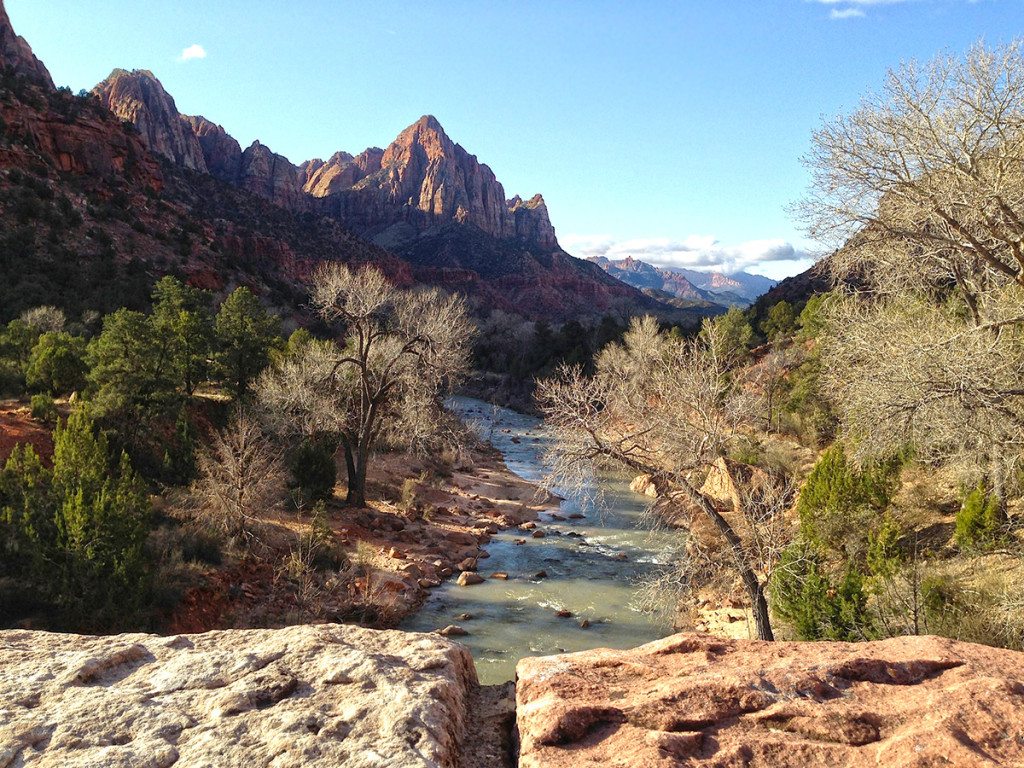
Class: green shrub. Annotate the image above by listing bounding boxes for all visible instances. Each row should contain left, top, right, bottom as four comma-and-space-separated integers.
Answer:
954, 484, 1002, 550
288, 437, 337, 505
797, 444, 901, 560
301, 502, 344, 572
772, 543, 871, 641
0, 358, 24, 395
29, 393, 56, 423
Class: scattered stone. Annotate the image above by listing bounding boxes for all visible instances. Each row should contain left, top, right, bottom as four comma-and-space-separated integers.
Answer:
456, 613, 475, 621
437, 625, 469, 637
534, 571, 548, 579
418, 578, 440, 589
388, 547, 405, 559
520, 521, 537, 530
491, 572, 509, 580
514, 539, 527, 546
579, 619, 591, 629
531, 530, 546, 539
439, 567, 453, 577
555, 610, 573, 618
568, 513, 585, 520
478, 550, 491, 559
611, 552, 628, 561
457, 558, 477, 572
457, 572, 485, 586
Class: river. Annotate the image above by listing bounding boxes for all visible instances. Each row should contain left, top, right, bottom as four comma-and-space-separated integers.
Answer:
400, 397, 677, 684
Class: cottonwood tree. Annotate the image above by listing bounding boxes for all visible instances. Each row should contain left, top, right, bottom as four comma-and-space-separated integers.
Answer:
258, 264, 473, 507
799, 40, 1024, 506
537, 316, 791, 640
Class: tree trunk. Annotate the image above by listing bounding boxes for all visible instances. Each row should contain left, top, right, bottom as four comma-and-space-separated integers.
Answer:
748, 578, 774, 641
342, 442, 364, 507
680, 482, 776, 641
989, 449, 1008, 523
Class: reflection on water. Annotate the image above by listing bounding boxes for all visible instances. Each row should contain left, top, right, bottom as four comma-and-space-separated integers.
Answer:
400, 397, 677, 684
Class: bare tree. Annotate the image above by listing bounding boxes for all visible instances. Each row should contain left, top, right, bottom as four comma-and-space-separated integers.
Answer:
258, 264, 474, 507
191, 409, 285, 544
537, 316, 791, 640
800, 40, 1024, 505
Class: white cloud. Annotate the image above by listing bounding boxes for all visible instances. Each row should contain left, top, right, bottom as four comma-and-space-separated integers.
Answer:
830, 7, 866, 18
178, 44, 207, 62
562, 234, 815, 279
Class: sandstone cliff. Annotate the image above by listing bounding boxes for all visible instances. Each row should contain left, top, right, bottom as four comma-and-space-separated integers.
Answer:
0, 0, 52, 87
92, 69, 208, 172
182, 114, 243, 182
331, 115, 556, 249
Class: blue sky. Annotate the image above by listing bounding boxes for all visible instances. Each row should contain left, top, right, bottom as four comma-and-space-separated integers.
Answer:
9, 0, 1024, 278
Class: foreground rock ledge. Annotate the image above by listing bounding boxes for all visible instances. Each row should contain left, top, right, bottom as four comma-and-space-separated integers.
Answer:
0, 624, 477, 768
516, 633, 1024, 767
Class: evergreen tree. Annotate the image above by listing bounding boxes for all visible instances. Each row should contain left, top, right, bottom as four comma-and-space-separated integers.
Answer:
25, 331, 87, 395
215, 288, 280, 400
150, 276, 214, 397
50, 410, 150, 624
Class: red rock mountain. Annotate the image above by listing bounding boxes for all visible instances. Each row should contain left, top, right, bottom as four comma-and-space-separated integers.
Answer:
0, 1, 51, 87
92, 70, 207, 172
83, 67, 659, 319
93, 69, 560, 254
3, 6, 679, 322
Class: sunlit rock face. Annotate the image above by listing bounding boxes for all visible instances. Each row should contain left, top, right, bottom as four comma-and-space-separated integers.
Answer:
0, 624, 477, 768
93, 69, 208, 172
516, 632, 1024, 768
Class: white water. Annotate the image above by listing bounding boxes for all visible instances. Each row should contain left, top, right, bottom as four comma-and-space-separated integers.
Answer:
400, 397, 677, 684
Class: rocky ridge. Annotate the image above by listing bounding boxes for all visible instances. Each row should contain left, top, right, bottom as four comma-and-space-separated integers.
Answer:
92, 69, 561, 254
92, 70, 208, 172
0, 1, 51, 87
516, 632, 1024, 767
0, 624, 476, 768
2, 626, 1022, 767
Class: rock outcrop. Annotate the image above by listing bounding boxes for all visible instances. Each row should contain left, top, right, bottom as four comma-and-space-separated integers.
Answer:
0, 624, 477, 768
330, 115, 555, 248
516, 632, 1024, 767
182, 114, 243, 182
92, 69, 208, 172
237, 140, 308, 211
0, 0, 52, 87
302, 147, 383, 198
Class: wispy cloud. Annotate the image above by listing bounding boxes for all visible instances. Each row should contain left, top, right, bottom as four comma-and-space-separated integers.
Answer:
562, 234, 814, 279
178, 44, 207, 62
810, 0, 963, 19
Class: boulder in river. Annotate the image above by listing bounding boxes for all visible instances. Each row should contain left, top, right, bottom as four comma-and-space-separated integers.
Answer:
437, 625, 469, 637
457, 572, 485, 586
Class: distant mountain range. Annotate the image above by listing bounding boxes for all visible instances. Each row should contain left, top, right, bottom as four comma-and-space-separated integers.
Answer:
586, 256, 777, 308
0, 1, 707, 325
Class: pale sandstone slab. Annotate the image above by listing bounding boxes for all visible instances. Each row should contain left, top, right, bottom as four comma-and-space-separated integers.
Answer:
0, 623, 476, 768
516, 633, 1024, 768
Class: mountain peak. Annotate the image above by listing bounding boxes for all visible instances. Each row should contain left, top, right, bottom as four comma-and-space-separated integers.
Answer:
0, 0, 54, 88
93, 68, 207, 171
